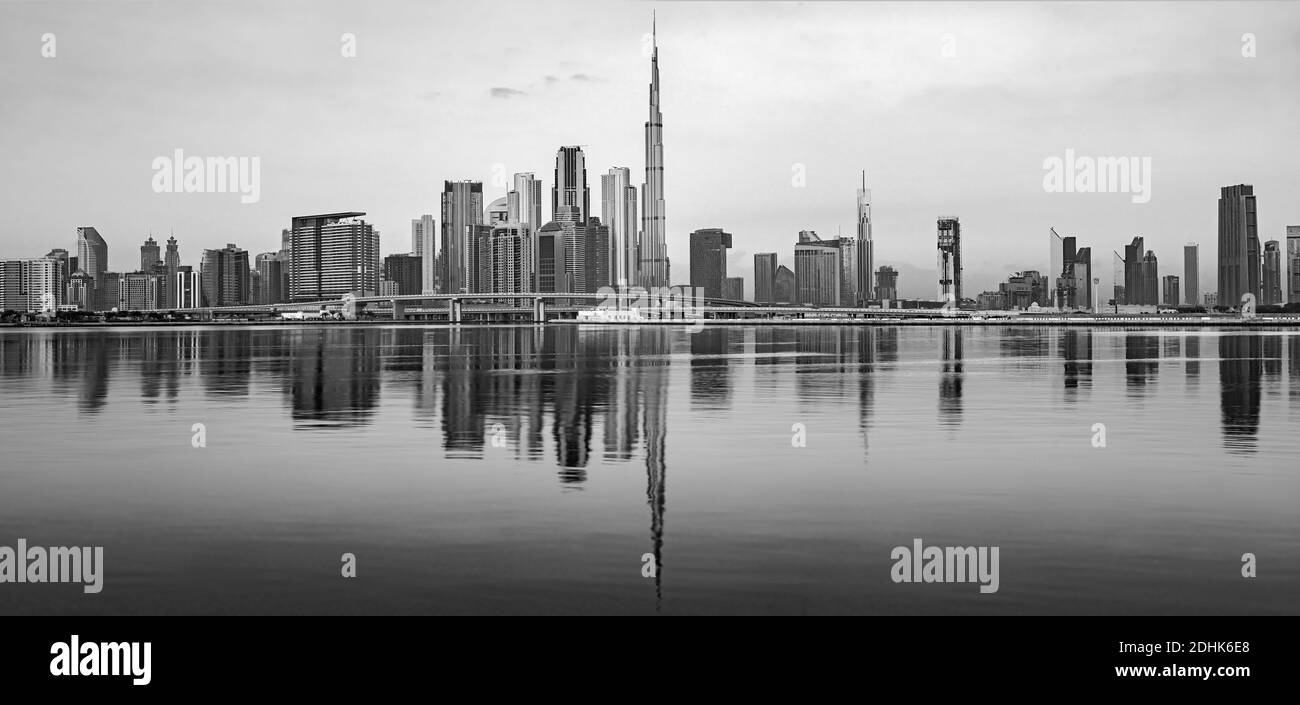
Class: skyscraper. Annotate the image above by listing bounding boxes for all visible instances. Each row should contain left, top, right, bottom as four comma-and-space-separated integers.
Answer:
1184, 243, 1200, 306
0, 258, 61, 312
76, 226, 108, 287
553, 147, 590, 225
723, 277, 743, 302
875, 265, 898, 302
1163, 275, 1180, 307
1050, 228, 1064, 307
753, 252, 777, 303
140, 236, 160, 273
936, 217, 961, 303
200, 243, 251, 307
1140, 250, 1159, 306
775, 265, 795, 304
1072, 247, 1093, 310
856, 171, 873, 305
1218, 184, 1260, 307
536, 221, 564, 293
1124, 236, 1144, 305
836, 235, 858, 306
1288, 226, 1300, 304
256, 252, 285, 304
164, 235, 181, 293
413, 214, 436, 295
508, 173, 543, 232
288, 212, 379, 302
1263, 240, 1282, 305
173, 266, 200, 309
583, 217, 612, 293
639, 16, 669, 288
795, 230, 840, 306
689, 228, 732, 300
601, 167, 638, 288
486, 224, 535, 294
383, 253, 422, 296
441, 182, 484, 295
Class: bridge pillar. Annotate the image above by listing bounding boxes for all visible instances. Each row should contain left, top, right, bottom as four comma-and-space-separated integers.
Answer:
391, 300, 406, 320
450, 298, 461, 323
533, 298, 546, 323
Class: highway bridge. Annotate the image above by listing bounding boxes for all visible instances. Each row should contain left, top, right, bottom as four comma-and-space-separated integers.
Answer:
157, 291, 960, 323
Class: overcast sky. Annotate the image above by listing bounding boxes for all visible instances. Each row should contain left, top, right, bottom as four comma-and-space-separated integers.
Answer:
2, 0, 1298, 298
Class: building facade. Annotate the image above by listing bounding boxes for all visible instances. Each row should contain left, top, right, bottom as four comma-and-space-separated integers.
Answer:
201, 244, 251, 307
937, 217, 961, 303
875, 265, 898, 302
753, 252, 777, 303
289, 212, 379, 302
440, 182, 483, 295
1183, 243, 1200, 306
1218, 184, 1260, 306
689, 228, 732, 300
1262, 240, 1282, 305
601, 167, 638, 288
795, 230, 840, 306
383, 253, 422, 296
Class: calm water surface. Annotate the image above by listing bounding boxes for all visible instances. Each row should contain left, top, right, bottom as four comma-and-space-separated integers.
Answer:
0, 324, 1296, 615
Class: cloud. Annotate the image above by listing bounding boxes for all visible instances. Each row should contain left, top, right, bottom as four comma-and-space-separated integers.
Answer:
489, 87, 525, 99
420, 90, 441, 101
544, 75, 558, 84
570, 73, 595, 82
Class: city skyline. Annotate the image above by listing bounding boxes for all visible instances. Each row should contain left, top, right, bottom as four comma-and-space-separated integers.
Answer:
3, 2, 1298, 300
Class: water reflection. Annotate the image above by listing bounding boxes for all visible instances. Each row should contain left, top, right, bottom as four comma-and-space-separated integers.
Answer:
0, 326, 1294, 473
939, 328, 963, 426
1218, 335, 1261, 455
1061, 329, 1093, 400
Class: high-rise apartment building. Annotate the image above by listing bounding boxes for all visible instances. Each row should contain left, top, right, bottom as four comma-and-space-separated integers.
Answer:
1218, 184, 1260, 306
440, 182, 484, 295
1183, 243, 1199, 306
383, 253, 422, 296
201, 244, 251, 307
412, 214, 436, 295
256, 252, 285, 304
288, 213, 379, 302
0, 258, 61, 312
1262, 240, 1282, 305
485, 224, 534, 294
601, 167, 638, 287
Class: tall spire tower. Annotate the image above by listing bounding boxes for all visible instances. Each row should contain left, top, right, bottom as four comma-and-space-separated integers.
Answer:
856, 170, 874, 302
639, 12, 669, 288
